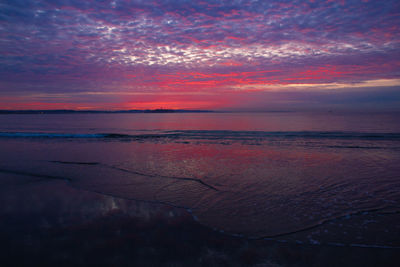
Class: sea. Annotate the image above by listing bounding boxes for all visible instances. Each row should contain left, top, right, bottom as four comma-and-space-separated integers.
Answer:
0, 111, 399, 265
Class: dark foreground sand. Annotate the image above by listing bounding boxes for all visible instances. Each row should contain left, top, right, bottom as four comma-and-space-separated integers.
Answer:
0, 173, 399, 267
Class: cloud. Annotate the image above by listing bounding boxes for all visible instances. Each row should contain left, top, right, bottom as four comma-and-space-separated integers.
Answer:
0, 0, 399, 109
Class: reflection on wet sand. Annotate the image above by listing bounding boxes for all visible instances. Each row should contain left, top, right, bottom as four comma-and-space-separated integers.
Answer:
1, 139, 399, 243
1, 173, 399, 266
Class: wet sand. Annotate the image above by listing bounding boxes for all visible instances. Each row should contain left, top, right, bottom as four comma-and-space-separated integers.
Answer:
0, 174, 399, 267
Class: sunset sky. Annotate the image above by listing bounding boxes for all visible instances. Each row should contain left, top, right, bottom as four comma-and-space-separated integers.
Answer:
1, 0, 399, 110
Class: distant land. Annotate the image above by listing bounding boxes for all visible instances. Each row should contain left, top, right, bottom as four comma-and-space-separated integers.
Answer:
0, 109, 301, 114
0, 109, 215, 114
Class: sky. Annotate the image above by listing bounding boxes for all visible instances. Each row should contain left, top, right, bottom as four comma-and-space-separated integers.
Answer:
0, 0, 399, 111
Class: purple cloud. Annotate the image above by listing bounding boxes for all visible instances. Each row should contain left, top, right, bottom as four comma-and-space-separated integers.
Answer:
0, 0, 399, 109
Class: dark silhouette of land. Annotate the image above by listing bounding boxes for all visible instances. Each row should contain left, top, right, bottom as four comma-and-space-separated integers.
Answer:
0, 109, 214, 114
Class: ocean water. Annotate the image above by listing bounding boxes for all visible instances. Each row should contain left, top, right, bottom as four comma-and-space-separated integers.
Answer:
0, 111, 399, 249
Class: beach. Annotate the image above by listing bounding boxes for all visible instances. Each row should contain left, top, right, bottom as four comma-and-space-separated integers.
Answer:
0, 112, 399, 266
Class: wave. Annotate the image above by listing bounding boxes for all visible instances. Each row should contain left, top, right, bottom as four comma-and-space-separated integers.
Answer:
0, 132, 107, 138
1, 130, 400, 141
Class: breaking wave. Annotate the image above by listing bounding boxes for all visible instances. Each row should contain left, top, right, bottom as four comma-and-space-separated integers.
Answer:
1, 130, 400, 141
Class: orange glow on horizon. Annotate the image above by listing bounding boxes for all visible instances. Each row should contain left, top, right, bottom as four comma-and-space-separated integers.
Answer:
126, 100, 222, 110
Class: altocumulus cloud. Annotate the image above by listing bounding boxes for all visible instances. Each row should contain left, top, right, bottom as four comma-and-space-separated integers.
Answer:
0, 0, 399, 110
